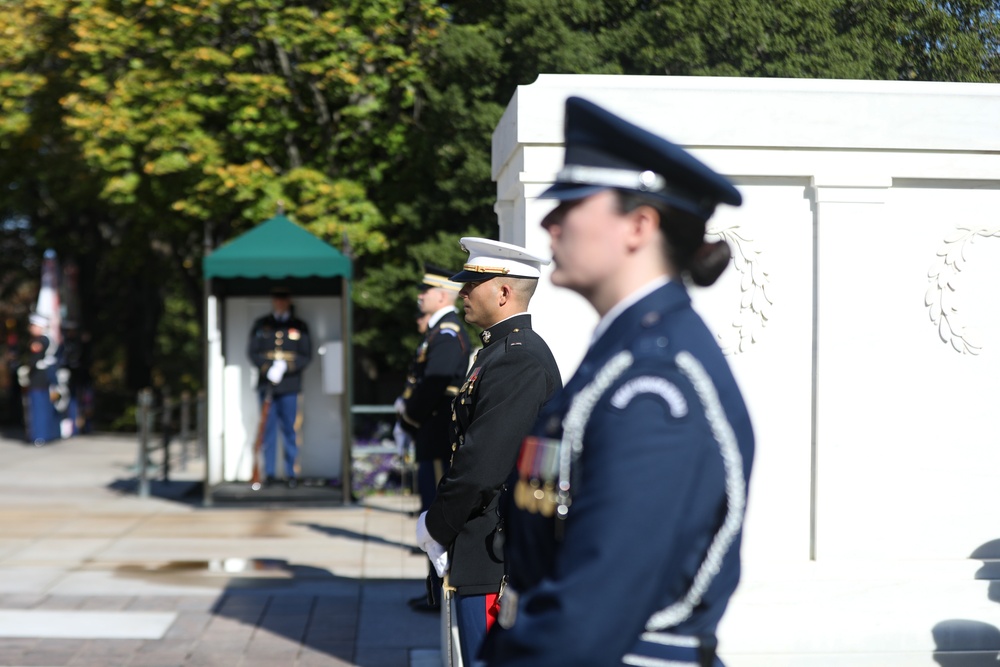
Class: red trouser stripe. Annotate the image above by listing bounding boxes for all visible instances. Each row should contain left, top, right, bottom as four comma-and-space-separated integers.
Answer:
485, 592, 499, 632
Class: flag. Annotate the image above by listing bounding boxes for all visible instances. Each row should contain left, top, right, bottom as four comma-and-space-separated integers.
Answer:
35, 249, 61, 349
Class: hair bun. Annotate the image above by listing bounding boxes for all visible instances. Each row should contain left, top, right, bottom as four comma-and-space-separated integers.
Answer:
688, 240, 731, 287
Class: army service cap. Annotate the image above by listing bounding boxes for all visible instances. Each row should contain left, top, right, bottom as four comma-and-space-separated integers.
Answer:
450, 237, 550, 283
29, 313, 49, 328
421, 264, 463, 292
540, 97, 742, 221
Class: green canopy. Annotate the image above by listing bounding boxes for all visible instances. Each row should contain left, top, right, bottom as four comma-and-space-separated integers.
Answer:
203, 214, 352, 280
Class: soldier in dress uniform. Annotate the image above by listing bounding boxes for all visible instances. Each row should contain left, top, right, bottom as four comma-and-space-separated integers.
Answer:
18, 313, 59, 446
392, 310, 432, 470
415, 239, 562, 666
247, 287, 312, 488
397, 266, 471, 612
480, 98, 755, 667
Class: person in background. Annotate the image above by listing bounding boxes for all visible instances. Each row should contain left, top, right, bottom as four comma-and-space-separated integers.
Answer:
18, 313, 59, 446
398, 266, 471, 612
60, 321, 93, 435
394, 310, 433, 490
481, 97, 755, 667
416, 239, 562, 666
247, 287, 312, 488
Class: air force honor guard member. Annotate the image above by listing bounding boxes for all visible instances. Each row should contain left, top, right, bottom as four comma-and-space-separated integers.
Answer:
416, 239, 562, 666
481, 98, 755, 667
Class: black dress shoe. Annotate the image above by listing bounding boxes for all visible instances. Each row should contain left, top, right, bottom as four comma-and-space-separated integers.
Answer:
409, 599, 440, 613
286, 477, 298, 489
407, 594, 427, 607
264, 476, 278, 488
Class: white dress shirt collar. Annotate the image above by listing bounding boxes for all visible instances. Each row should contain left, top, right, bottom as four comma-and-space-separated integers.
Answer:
428, 306, 456, 328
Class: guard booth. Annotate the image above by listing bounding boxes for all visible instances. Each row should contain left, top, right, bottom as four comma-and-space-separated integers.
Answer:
202, 214, 352, 505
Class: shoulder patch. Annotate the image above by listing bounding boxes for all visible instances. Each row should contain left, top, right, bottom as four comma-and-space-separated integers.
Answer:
439, 322, 461, 332
611, 376, 688, 418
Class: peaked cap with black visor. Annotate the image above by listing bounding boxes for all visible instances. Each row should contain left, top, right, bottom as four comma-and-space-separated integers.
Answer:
540, 97, 742, 220
420, 263, 463, 292
450, 238, 549, 284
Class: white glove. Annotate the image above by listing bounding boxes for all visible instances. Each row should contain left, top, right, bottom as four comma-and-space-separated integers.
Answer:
394, 396, 405, 415
266, 359, 287, 384
393, 420, 410, 456
416, 511, 433, 549
416, 511, 450, 577
429, 544, 450, 578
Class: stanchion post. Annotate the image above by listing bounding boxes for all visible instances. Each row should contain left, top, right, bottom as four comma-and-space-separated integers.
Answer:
137, 388, 154, 498
197, 389, 210, 507
179, 390, 191, 471
161, 390, 173, 482
196, 390, 207, 459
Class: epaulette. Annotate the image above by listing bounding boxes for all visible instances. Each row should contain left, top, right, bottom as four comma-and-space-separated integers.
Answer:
505, 328, 526, 349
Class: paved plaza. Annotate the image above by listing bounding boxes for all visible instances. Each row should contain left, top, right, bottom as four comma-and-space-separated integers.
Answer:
3, 430, 999, 666
0, 431, 440, 667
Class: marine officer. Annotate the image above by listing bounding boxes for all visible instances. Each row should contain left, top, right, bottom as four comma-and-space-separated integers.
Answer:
416, 238, 562, 666
398, 265, 471, 612
481, 97, 755, 667
247, 287, 312, 487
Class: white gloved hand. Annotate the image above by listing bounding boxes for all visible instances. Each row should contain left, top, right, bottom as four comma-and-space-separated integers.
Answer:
266, 359, 287, 384
394, 396, 405, 415
429, 543, 450, 578
416, 512, 451, 577
416, 511, 432, 550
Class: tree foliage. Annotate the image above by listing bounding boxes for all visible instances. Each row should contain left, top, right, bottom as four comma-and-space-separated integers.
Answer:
1, 0, 998, 421
0, 0, 445, 413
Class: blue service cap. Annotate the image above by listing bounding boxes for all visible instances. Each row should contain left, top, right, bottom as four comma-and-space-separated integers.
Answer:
541, 97, 742, 220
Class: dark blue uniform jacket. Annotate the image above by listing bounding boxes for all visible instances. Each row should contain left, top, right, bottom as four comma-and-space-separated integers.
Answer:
402, 310, 471, 462
425, 313, 561, 596
247, 313, 312, 395
482, 281, 754, 666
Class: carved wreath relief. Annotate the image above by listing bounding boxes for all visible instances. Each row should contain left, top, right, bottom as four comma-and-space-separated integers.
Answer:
706, 225, 772, 355
926, 226, 1000, 355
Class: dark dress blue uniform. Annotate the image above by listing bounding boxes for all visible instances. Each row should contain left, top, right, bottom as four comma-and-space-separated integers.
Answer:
427, 312, 561, 667
247, 309, 312, 481
401, 307, 471, 509
417, 238, 562, 666
24, 329, 59, 445
424, 313, 561, 596
481, 97, 754, 666
483, 283, 753, 666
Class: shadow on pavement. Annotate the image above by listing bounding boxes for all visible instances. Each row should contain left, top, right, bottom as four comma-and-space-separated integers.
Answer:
112, 557, 437, 666
107, 477, 204, 504
932, 539, 1000, 666
296, 521, 418, 554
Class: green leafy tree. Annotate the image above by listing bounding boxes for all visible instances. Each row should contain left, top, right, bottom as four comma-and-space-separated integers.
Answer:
3, 0, 1000, 423
0, 0, 445, 418
370, 0, 1000, 392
